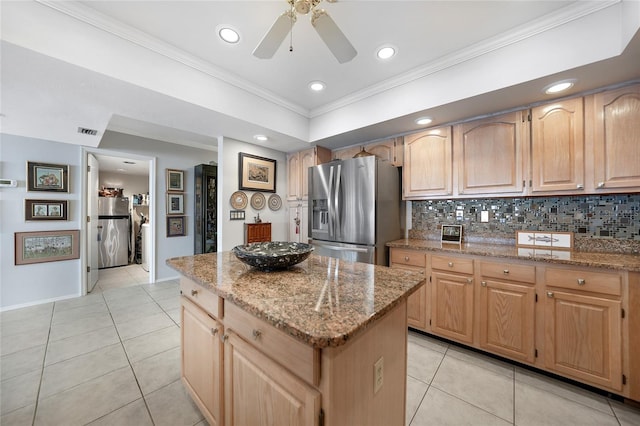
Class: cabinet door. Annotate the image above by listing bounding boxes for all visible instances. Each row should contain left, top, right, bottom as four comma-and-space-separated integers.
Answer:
531, 98, 585, 193
287, 153, 301, 201
367, 139, 396, 165
592, 84, 640, 190
391, 264, 427, 330
455, 111, 526, 196
479, 280, 535, 363
224, 331, 321, 426
544, 290, 622, 391
288, 203, 301, 243
332, 146, 362, 161
181, 297, 222, 426
299, 149, 316, 200
431, 271, 474, 343
403, 127, 452, 198
300, 203, 309, 244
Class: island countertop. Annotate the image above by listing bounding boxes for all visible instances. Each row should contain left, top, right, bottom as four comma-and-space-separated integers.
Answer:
167, 252, 425, 348
387, 239, 640, 272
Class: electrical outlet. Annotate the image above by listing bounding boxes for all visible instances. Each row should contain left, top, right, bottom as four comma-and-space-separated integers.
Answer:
374, 357, 384, 394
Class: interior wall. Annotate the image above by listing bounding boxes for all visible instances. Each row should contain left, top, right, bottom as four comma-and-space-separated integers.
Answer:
99, 171, 149, 199
218, 137, 288, 251
0, 134, 83, 308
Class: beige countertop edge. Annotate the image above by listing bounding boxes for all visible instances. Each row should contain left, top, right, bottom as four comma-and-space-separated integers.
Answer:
167, 258, 426, 349
387, 239, 640, 272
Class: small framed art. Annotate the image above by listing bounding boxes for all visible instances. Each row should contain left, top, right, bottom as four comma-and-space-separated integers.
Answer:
166, 169, 184, 192
167, 216, 186, 237
15, 230, 80, 265
27, 162, 69, 192
167, 193, 184, 215
441, 225, 462, 243
25, 199, 69, 221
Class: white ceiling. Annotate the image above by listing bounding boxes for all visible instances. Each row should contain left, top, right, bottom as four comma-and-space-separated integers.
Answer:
1, 0, 640, 166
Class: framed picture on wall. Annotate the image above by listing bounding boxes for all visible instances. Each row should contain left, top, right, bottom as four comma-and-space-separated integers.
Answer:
238, 152, 276, 193
167, 216, 186, 237
25, 199, 69, 221
166, 193, 184, 215
27, 162, 69, 192
166, 169, 184, 192
15, 230, 80, 265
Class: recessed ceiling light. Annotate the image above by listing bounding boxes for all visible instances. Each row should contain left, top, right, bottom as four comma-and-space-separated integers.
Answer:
415, 117, 433, 126
116, 168, 126, 172
376, 46, 396, 60
218, 26, 240, 44
309, 81, 326, 92
543, 79, 576, 94
254, 135, 268, 142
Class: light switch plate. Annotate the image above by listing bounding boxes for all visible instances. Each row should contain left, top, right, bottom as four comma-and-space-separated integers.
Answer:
481, 211, 489, 222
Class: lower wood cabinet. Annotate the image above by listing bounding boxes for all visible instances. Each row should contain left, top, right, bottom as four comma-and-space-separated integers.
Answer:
389, 248, 427, 329
181, 297, 223, 426
389, 247, 635, 400
224, 331, 321, 426
245, 223, 271, 244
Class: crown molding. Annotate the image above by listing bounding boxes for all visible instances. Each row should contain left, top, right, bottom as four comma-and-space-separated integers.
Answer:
36, 0, 310, 117
309, 0, 620, 118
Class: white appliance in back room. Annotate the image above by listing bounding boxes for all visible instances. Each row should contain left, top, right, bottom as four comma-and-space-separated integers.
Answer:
98, 197, 130, 268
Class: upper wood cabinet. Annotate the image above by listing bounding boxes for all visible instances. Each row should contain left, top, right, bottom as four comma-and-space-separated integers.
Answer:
589, 83, 640, 191
287, 146, 331, 201
332, 137, 403, 166
403, 126, 452, 199
455, 111, 527, 196
530, 97, 585, 194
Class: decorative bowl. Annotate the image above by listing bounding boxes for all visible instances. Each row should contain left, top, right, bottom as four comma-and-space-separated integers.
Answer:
232, 242, 314, 271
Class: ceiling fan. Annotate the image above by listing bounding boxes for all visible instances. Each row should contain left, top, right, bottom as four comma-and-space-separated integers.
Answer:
253, 0, 357, 64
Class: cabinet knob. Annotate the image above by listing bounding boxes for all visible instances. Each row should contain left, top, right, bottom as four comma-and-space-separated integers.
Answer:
211, 328, 219, 336
547, 291, 554, 298
404, 256, 410, 261
191, 289, 198, 297
577, 278, 586, 286
503, 269, 509, 274
252, 329, 262, 340
597, 182, 605, 188
222, 334, 229, 342
481, 281, 487, 287
448, 262, 454, 267
467, 278, 473, 284
576, 184, 584, 189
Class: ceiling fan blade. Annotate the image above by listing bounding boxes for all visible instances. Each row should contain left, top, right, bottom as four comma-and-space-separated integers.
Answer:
311, 9, 357, 64
253, 12, 296, 59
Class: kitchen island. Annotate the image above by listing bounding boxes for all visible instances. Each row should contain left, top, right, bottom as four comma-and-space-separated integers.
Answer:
167, 251, 425, 426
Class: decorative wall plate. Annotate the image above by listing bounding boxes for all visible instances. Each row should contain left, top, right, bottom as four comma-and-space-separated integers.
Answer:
268, 194, 282, 211
230, 191, 248, 210
250, 192, 266, 210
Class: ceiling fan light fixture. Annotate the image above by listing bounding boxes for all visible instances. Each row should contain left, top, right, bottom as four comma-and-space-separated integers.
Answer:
544, 79, 576, 94
376, 46, 396, 60
415, 117, 433, 126
309, 81, 326, 91
217, 26, 240, 44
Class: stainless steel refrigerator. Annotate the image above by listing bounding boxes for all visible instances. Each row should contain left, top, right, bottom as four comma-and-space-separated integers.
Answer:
98, 197, 130, 268
309, 155, 401, 265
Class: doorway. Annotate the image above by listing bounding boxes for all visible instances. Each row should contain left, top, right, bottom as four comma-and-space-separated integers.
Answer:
83, 149, 155, 294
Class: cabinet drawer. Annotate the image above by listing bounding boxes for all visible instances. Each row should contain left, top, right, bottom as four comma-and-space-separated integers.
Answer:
180, 278, 222, 318
224, 302, 320, 386
390, 248, 426, 268
431, 255, 474, 275
480, 261, 535, 284
544, 267, 621, 296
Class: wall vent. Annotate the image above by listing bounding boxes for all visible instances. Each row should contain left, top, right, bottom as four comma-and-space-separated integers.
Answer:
77, 127, 98, 136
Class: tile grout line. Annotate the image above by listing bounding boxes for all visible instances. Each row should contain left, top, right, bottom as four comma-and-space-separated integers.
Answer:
29, 303, 55, 426
408, 341, 449, 425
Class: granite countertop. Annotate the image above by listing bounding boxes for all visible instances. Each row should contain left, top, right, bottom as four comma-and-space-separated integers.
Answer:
167, 252, 425, 348
387, 239, 640, 272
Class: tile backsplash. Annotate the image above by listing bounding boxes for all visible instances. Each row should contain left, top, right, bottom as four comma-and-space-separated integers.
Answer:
409, 194, 640, 253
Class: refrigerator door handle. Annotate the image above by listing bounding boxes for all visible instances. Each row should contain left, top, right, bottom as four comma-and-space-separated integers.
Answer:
334, 164, 342, 238
328, 166, 335, 239
317, 244, 370, 253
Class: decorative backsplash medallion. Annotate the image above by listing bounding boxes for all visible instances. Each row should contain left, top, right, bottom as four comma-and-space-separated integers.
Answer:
409, 194, 640, 253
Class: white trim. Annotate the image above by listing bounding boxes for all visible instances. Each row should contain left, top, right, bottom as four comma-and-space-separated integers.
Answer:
0, 293, 81, 312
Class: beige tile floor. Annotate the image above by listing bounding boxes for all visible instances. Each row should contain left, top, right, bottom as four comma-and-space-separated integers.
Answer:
1, 266, 639, 426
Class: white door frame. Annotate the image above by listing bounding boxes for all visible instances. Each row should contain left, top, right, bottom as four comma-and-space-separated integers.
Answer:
81, 147, 157, 295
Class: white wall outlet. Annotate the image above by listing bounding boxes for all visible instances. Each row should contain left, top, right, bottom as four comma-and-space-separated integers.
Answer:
374, 356, 384, 394
481, 210, 489, 222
